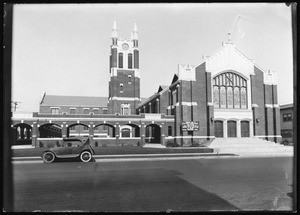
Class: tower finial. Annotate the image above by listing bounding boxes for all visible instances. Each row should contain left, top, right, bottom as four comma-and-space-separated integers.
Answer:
111, 21, 118, 38
228, 30, 232, 42
134, 22, 138, 32
113, 20, 117, 30
132, 22, 138, 40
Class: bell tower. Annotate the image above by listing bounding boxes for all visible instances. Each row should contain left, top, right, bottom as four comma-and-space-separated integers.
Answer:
108, 21, 140, 115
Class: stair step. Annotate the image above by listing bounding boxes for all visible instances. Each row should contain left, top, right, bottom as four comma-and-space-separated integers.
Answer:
210, 138, 293, 156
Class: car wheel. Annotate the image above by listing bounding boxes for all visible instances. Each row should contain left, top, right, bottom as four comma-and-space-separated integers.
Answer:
80, 151, 92, 162
42, 152, 55, 163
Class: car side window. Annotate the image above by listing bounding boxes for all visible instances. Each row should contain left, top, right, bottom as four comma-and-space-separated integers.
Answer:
72, 142, 81, 147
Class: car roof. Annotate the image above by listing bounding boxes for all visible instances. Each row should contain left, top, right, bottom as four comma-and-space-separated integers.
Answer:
63, 138, 82, 142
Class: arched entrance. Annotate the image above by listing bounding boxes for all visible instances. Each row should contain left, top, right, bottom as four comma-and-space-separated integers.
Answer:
94, 123, 115, 138
13, 123, 32, 145
67, 123, 89, 138
120, 124, 140, 138
214, 120, 223, 137
227, 121, 237, 137
121, 126, 131, 138
145, 124, 161, 143
241, 121, 250, 137
39, 123, 62, 138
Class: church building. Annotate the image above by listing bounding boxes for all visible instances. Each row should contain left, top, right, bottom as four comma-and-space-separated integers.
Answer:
11, 22, 281, 147
138, 33, 281, 145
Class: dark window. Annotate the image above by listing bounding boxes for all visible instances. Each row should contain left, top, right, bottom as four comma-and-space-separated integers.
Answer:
128, 75, 132, 84
128, 54, 133, 69
70, 126, 75, 131
283, 113, 292, 122
51, 108, 59, 115
70, 109, 76, 114
120, 83, 123, 93
93, 109, 99, 114
103, 109, 108, 114
83, 126, 89, 131
118, 53, 123, 68
281, 129, 293, 138
121, 128, 130, 137
83, 109, 89, 114
168, 126, 172, 136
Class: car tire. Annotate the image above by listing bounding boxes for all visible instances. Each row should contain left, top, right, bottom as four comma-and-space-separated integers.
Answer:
42, 151, 55, 163
80, 151, 92, 162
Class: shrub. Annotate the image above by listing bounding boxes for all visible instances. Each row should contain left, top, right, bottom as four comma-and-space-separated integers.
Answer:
39, 141, 43, 147
191, 141, 201, 147
281, 140, 289, 146
166, 141, 180, 147
95, 141, 98, 147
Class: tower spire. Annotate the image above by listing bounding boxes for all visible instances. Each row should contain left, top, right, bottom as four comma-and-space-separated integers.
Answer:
228, 30, 232, 42
132, 22, 138, 40
134, 22, 138, 32
111, 20, 118, 38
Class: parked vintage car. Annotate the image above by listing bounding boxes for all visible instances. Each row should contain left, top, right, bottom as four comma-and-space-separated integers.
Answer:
42, 138, 95, 163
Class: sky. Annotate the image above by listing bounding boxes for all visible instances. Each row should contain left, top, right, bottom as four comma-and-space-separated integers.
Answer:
11, 3, 294, 112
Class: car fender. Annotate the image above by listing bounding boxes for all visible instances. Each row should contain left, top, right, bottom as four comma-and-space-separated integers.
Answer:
80, 149, 92, 154
41, 150, 56, 158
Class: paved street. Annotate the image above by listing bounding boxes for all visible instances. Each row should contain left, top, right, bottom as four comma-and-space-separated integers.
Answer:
12, 156, 293, 212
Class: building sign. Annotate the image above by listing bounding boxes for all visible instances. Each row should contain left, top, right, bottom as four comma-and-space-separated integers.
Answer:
145, 114, 161, 120
182, 121, 199, 131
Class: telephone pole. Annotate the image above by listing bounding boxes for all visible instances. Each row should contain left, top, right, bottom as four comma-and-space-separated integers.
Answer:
11, 101, 21, 112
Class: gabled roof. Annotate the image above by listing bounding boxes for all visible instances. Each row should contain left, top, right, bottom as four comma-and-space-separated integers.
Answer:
40, 94, 108, 107
140, 97, 149, 103
171, 74, 179, 84
157, 85, 168, 93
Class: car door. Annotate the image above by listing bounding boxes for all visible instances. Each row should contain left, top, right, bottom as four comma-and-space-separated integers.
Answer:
70, 140, 83, 156
56, 141, 73, 157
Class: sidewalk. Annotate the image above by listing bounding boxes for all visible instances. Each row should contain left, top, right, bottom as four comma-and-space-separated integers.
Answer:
11, 144, 293, 162
12, 152, 228, 161
11, 145, 35, 149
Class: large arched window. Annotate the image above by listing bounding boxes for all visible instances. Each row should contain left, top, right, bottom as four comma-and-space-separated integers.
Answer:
118, 53, 123, 68
128, 53, 133, 69
213, 72, 247, 109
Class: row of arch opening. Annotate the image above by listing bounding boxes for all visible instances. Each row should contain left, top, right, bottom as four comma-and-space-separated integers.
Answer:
13, 123, 163, 144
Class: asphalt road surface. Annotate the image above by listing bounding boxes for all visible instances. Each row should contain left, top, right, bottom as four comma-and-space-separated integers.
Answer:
12, 157, 293, 212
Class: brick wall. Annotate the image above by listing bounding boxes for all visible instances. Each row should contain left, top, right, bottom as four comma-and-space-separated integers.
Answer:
39, 105, 107, 115
251, 66, 266, 136
159, 90, 169, 115
195, 62, 208, 136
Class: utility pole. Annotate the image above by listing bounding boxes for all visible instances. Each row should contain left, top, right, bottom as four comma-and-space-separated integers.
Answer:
11, 101, 21, 112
